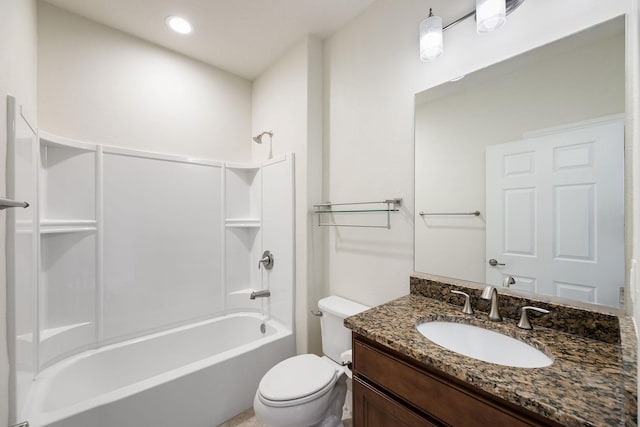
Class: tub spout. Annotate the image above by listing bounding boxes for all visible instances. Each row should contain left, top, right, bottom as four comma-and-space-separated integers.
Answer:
250, 290, 271, 300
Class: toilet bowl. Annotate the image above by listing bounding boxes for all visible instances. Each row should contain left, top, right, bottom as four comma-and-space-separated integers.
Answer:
253, 354, 346, 427
253, 296, 368, 427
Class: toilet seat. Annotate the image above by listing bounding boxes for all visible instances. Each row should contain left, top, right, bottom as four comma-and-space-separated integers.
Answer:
257, 354, 339, 408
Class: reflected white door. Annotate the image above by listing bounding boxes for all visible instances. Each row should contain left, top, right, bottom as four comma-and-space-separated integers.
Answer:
486, 121, 624, 307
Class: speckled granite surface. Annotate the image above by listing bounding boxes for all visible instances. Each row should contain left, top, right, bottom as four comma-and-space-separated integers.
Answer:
345, 292, 637, 426
410, 276, 622, 344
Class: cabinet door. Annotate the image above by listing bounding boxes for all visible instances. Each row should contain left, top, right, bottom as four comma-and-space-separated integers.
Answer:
353, 378, 439, 427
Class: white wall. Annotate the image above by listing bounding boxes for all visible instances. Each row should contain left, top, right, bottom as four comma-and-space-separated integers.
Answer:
0, 0, 38, 423
324, 0, 636, 308
415, 32, 625, 283
38, 3, 252, 162
251, 36, 324, 354
632, 0, 640, 406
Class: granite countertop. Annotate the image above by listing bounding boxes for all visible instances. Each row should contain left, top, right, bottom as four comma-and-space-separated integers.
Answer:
345, 286, 637, 427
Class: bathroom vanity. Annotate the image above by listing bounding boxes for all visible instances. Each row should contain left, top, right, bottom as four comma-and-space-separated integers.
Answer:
352, 335, 557, 426
345, 276, 637, 427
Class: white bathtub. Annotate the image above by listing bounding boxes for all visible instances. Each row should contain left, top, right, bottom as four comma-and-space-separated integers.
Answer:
21, 313, 295, 427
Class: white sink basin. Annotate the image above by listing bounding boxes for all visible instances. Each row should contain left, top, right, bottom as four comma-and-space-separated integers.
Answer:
416, 321, 553, 368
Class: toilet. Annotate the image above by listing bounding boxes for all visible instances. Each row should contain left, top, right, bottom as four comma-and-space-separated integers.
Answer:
254, 296, 369, 427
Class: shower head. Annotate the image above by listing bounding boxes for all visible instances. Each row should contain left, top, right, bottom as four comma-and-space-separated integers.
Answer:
253, 131, 273, 144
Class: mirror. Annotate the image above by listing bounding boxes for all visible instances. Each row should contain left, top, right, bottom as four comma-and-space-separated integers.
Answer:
414, 17, 626, 309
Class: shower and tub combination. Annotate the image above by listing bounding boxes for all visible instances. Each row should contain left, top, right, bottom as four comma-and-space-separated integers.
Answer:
6, 98, 295, 427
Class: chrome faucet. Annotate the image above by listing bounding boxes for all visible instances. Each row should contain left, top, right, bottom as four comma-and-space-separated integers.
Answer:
481, 286, 502, 321
250, 290, 271, 300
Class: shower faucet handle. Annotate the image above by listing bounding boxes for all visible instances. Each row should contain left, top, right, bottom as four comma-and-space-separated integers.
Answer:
258, 250, 274, 270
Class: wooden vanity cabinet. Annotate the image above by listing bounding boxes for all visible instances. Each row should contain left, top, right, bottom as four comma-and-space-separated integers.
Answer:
351, 333, 562, 427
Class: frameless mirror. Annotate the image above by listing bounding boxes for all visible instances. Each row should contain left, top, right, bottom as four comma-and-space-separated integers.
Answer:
414, 17, 626, 309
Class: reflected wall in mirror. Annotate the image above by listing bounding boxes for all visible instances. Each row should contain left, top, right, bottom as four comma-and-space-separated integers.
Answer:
414, 17, 626, 309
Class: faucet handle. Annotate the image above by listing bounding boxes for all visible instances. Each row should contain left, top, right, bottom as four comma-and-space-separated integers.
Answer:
502, 275, 516, 288
258, 250, 274, 270
517, 306, 550, 330
450, 290, 473, 315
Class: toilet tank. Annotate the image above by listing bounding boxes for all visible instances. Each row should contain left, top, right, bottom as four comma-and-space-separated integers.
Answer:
318, 296, 369, 363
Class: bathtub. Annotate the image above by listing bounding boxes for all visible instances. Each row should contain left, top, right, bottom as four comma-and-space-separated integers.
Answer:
21, 313, 295, 427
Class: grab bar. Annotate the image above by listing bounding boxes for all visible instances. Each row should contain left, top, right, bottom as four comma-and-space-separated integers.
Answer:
0, 197, 29, 210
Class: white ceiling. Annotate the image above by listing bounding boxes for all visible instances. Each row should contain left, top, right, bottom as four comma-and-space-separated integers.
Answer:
42, 0, 377, 80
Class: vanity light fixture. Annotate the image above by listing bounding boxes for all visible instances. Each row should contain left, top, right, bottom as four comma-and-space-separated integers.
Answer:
166, 16, 193, 35
419, 8, 443, 61
420, 0, 525, 62
476, 0, 506, 33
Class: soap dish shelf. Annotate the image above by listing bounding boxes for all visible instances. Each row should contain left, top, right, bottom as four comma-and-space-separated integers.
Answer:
313, 198, 402, 229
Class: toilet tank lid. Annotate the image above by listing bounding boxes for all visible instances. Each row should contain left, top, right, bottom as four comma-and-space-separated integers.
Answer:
318, 296, 369, 318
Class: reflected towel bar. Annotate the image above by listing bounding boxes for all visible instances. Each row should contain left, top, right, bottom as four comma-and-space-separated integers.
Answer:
0, 197, 30, 210
419, 210, 480, 217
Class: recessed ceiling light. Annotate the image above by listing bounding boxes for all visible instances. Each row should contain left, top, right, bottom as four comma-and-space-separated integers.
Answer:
166, 16, 193, 35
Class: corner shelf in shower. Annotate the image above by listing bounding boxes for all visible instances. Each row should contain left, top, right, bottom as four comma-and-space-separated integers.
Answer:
37, 131, 100, 367
40, 219, 97, 234
39, 132, 97, 226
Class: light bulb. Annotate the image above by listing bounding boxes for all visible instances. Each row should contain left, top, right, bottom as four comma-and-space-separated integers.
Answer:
476, 0, 506, 34
419, 12, 443, 61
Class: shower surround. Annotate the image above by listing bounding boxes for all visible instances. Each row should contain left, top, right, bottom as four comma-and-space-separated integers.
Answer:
6, 122, 295, 426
